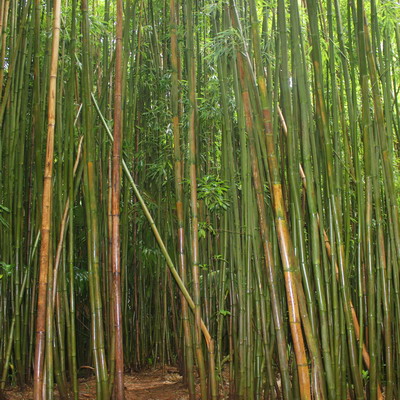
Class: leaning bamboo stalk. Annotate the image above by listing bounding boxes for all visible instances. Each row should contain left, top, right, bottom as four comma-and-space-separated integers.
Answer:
33, 0, 62, 397
92, 94, 214, 349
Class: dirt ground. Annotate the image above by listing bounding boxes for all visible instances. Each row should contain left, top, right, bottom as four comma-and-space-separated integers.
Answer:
2, 367, 193, 400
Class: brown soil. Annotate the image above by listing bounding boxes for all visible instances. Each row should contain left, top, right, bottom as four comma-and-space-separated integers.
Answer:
3, 367, 192, 400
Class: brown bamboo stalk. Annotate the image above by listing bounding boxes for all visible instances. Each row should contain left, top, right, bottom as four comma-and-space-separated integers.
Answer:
33, 0, 62, 397
111, 0, 124, 396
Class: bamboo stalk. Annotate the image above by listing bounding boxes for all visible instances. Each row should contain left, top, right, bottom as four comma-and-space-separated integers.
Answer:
111, 0, 124, 395
169, 0, 195, 397
32, 0, 61, 396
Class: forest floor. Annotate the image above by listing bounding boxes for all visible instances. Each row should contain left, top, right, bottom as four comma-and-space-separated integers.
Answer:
3, 366, 230, 400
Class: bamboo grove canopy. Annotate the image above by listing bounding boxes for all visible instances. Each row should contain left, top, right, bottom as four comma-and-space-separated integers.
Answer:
0, 0, 400, 398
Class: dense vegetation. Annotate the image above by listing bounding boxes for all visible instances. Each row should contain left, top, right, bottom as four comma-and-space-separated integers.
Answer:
0, 0, 400, 398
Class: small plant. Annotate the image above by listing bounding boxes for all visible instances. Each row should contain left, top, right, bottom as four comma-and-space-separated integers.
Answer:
0, 261, 15, 279
199, 221, 216, 239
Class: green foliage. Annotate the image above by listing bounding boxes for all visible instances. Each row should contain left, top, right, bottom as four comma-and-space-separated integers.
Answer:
197, 175, 229, 211
72, 267, 89, 297
379, 0, 400, 31
213, 254, 227, 263
204, 27, 241, 63
147, 157, 173, 186
199, 221, 216, 239
0, 261, 14, 279
199, 263, 209, 271
362, 369, 369, 382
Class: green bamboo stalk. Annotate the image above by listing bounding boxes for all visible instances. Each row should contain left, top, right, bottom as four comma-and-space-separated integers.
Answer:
80, 0, 109, 397
170, 0, 195, 396
185, 0, 209, 397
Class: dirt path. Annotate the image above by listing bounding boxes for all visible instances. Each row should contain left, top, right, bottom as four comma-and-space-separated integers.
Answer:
4, 367, 190, 400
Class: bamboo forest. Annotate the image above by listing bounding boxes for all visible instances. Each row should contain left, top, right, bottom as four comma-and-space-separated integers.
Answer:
1, 0, 400, 398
